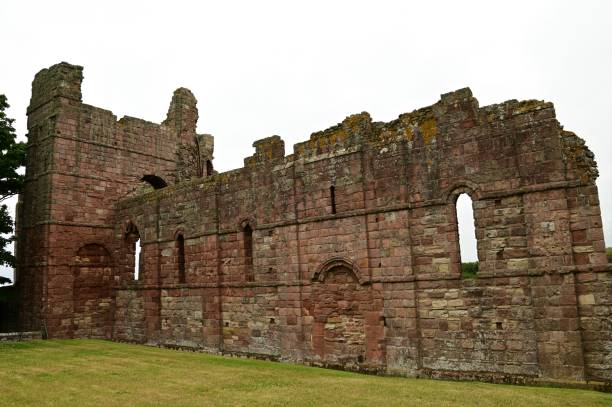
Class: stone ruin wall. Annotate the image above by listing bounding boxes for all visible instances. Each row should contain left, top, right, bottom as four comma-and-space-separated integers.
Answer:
15, 62, 611, 386
16, 63, 207, 335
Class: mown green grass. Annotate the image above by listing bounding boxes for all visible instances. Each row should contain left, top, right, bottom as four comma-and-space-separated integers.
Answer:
0, 340, 610, 407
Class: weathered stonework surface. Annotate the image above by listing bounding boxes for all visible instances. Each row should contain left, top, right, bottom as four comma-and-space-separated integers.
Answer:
0, 331, 42, 341
15, 62, 611, 387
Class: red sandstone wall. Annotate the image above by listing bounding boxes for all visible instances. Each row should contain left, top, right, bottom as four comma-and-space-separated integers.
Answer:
17, 62, 611, 385
16, 63, 202, 338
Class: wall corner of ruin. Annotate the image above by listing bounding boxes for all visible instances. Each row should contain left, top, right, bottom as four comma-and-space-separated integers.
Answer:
28, 61, 83, 114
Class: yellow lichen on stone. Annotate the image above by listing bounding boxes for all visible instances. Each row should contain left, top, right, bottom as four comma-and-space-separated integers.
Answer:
335, 129, 347, 142
381, 130, 394, 141
329, 133, 336, 145
512, 100, 552, 115
404, 127, 414, 141
344, 114, 366, 131
419, 118, 437, 144
316, 129, 346, 150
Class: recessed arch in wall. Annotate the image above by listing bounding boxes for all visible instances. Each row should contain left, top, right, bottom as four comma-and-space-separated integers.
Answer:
309, 257, 382, 367
140, 174, 168, 189
75, 243, 113, 265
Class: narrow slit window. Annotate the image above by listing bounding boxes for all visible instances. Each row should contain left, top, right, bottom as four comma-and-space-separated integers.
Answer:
243, 224, 254, 281
206, 160, 214, 177
177, 234, 185, 284
135, 238, 142, 280
456, 194, 478, 278
125, 222, 142, 281
330, 185, 336, 214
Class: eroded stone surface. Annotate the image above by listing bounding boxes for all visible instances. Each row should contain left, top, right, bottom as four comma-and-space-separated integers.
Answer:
14, 62, 611, 386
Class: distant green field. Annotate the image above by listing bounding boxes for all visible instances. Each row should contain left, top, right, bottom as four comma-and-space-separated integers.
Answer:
461, 261, 479, 278
0, 340, 610, 406
607, 247, 612, 261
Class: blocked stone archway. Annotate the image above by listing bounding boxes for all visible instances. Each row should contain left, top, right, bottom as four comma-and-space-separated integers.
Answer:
310, 264, 384, 371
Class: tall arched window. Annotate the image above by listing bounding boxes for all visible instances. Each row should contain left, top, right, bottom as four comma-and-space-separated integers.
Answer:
177, 234, 185, 283
456, 193, 478, 278
243, 223, 254, 282
125, 221, 142, 281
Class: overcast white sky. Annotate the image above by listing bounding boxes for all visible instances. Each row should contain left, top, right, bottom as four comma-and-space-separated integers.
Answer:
1, 0, 611, 282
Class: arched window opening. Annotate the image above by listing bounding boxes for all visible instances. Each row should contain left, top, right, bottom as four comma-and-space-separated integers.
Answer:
243, 224, 254, 281
206, 160, 214, 177
456, 193, 478, 278
141, 174, 168, 189
177, 234, 185, 284
330, 185, 337, 214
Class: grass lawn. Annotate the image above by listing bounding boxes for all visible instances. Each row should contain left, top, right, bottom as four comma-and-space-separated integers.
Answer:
0, 340, 610, 406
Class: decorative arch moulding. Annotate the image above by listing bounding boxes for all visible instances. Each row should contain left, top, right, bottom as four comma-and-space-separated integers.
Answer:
313, 257, 368, 285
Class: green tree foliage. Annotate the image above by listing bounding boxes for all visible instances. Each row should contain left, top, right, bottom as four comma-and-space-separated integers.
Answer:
0, 94, 27, 276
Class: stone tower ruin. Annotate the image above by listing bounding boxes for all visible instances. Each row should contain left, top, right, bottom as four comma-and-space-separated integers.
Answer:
15, 62, 611, 386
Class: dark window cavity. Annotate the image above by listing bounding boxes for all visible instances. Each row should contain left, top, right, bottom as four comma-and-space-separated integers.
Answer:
243, 224, 254, 281
141, 174, 168, 189
177, 234, 185, 284
330, 185, 337, 214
